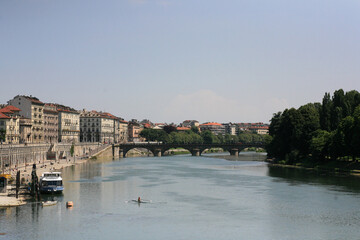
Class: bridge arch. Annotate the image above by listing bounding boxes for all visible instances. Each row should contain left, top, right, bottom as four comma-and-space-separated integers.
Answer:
114, 142, 265, 158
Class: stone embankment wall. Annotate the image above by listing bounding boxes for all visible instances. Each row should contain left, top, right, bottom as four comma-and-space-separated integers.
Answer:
0, 143, 109, 171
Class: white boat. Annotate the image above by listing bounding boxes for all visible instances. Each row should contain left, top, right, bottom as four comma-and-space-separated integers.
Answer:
42, 200, 57, 206
39, 172, 64, 194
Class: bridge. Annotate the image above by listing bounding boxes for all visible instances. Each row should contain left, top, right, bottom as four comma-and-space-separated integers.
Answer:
112, 142, 265, 158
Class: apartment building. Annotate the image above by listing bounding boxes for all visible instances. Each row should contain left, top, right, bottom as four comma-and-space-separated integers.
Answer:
8, 95, 44, 143
56, 105, 80, 143
222, 123, 237, 135
80, 110, 126, 144
0, 105, 21, 144
43, 104, 59, 143
119, 120, 128, 143
199, 122, 226, 135
19, 117, 32, 144
128, 120, 143, 142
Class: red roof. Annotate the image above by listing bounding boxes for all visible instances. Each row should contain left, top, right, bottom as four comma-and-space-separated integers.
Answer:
0, 105, 21, 113
177, 127, 191, 131
0, 112, 10, 119
25, 96, 44, 105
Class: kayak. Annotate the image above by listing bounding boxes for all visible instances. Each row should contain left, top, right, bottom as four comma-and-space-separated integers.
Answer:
131, 199, 151, 203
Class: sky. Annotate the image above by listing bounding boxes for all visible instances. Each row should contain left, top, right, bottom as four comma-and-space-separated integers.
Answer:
1, 0, 360, 124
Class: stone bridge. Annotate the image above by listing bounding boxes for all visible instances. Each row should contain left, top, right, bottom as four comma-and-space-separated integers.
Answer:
112, 142, 265, 158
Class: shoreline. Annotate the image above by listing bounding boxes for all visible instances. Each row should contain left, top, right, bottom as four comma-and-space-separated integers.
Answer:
265, 159, 360, 178
0, 158, 89, 208
0, 146, 112, 208
212, 153, 360, 178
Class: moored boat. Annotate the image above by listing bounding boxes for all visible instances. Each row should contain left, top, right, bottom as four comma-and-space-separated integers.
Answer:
39, 172, 64, 194
42, 200, 57, 206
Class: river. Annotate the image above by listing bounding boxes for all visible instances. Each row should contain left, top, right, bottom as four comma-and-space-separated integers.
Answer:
1, 152, 360, 240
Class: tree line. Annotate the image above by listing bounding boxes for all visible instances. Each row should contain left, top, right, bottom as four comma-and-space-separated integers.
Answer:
267, 89, 360, 163
140, 125, 266, 145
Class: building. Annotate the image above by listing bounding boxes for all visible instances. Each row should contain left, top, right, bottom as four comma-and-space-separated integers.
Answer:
119, 120, 128, 143
128, 120, 143, 142
237, 122, 269, 131
80, 110, 126, 144
19, 118, 32, 144
222, 123, 237, 135
177, 127, 191, 131
56, 105, 80, 143
0, 105, 21, 144
199, 122, 225, 135
43, 104, 59, 143
182, 120, 199, 128
249, 126, 269, 135
8, 95, 45, 143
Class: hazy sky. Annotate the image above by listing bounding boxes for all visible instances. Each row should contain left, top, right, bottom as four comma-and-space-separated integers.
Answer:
1, 0, 360, 124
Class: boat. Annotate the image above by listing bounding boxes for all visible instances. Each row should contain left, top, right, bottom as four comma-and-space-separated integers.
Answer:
42, 200, 57, 206
39, 172, 64, 194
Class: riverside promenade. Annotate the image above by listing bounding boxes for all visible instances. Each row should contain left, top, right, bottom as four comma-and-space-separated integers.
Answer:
0, 144, 112, 207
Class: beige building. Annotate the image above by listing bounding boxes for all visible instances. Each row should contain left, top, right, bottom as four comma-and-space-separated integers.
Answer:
128, 120, 143, 142
43, 104, 59, 143
8, 95, 45, 143
19, 117, 32, 144
199, 122, 226, 135
119, 120, 128, 143
80, 110, 125, 144
0, 106, 21, 144
57, 105, 80, 143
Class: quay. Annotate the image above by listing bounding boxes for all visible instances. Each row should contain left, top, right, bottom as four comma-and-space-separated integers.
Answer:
0, 144, 113, 207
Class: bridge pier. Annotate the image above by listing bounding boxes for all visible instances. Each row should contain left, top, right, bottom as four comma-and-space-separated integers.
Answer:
119, 149, 124, 158
191, 149, 201, 156
153, 149, 162, 157
230, 149, 239, 156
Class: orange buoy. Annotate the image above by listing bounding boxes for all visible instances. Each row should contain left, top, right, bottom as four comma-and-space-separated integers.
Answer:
66, 201, 74, 208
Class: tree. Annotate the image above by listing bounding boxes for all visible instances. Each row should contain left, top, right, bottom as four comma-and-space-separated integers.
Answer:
298, 103, 320, 156
310, 130, 331, 161
0, 129, 5, 143
70, 143, 75, 157
351, 105, 360, 159
320, 92, 332, 131
338, 116, 355, 158
140, 129, 169, 142
163, 125, 177, 134
201, 131, 215, 144
190, 126, 200, 134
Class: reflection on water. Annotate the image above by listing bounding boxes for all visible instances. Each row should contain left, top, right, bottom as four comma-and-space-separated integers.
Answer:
1, 153, 360, 240
268, 166, 360, 193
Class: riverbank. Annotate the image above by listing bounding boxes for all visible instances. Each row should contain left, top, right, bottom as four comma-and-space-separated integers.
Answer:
210, 152, 268, 161
266, 158, 360, 177
0, 146, 113, 208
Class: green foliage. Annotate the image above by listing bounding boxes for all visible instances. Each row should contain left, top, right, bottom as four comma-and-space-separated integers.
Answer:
70, 143, 75, 157
201, 130, 216, 144
310, 130, 331, 161
140, 129, 169, 142
139, 127, 263, 145
268, 89, 360, 163
190, 126, 200, 134
163, 125, 177, 134
0, 129, 5, 142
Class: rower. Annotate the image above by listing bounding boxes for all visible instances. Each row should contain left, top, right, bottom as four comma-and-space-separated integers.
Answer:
138, 197, 141, 203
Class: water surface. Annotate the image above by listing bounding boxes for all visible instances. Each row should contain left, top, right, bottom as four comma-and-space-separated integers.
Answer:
1, 153, 360, 240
